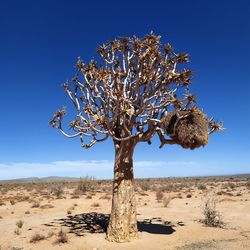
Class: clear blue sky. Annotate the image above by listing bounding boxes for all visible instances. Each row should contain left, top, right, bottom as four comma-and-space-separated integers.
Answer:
0, 0, 249, 180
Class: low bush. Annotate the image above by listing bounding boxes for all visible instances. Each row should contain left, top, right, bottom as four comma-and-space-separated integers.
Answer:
14, 228, 20, 235
91, 202, 100, 207
55, 229, 68, 244
197, 183, 206, 190
156, 190, 164, 201
30, 233, 45, 243
10, 199, 15, 205
50, 184, 64, 198
163, 196, 171, 207
73, 176, 95, 194
16, 220, 24, 229
200, 197, 224, 228
31, 201, 40, 208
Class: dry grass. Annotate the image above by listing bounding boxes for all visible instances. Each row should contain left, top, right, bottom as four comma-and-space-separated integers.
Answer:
0, 200, 5, 206
16, 220, 24, 229
40, 204, 54, 209
156, 190, 164, 201
55, 229, 68, 244
14, 228, 21, 235
30, 233, 46, 243
163, 196, 171, 207
197, 183, 207, 190
200, 197, 224, 228
73, 176, 95, 195
9, 199, 15, 205
139, 182, 151, 191
31, 201, 40, 208
70, 194, 80, 199
91, 202, 100, 207
50, 184, 64, 198
246, 180, 250, 189
67, 206, 75, 214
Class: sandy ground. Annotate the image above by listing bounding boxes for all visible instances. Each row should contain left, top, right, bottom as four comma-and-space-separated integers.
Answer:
0, 179, 250, 250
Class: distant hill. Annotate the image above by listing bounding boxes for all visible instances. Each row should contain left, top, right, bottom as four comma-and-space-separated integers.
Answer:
0, 176, 80, 183
0, 174, 249, 184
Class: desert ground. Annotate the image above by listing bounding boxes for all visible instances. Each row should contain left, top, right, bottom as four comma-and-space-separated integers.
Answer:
0, 175, 250, 250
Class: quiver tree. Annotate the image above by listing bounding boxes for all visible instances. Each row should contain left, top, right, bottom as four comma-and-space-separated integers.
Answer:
50, 32, 223, 242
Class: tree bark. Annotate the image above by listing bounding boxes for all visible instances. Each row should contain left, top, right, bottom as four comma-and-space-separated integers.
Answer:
106, 139, 138, 242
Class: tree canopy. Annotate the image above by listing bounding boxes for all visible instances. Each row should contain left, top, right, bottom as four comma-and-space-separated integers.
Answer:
50, 32, 222, 149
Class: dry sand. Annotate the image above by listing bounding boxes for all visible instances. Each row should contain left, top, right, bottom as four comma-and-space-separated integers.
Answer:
0, 178, 250, 250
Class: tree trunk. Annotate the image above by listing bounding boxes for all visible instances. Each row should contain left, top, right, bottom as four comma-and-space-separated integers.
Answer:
106, 139, 138, 242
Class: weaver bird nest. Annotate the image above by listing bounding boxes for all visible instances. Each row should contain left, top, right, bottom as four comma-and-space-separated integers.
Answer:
161, 109, 209, 149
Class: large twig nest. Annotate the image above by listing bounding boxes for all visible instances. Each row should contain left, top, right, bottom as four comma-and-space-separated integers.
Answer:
161, 109, 209, 149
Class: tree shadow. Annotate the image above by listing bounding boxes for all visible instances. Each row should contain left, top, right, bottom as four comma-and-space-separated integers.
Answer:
52, 212, 180, 236
138, 218, 176, 234
57, 212, 109, 236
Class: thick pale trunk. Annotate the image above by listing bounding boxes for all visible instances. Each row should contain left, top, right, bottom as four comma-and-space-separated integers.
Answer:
106, 140, 138, 242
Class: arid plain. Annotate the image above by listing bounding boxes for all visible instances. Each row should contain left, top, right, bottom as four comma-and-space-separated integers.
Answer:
0, 176, 250, 250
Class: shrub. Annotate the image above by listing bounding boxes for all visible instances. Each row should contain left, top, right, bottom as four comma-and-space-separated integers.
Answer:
31, 201, 40, 208
156, 190, 164, 201
55, 229, 68, 244
226, 182, 236, 190
91, 202, 100, 207
0, 200, 5, 206
47, 231, 54, 238
74, 176, 95, 194
71, 194, 80, 199
186, 194, 192, 198
201, 197, 224, 228
160, 183, 175, 192
40, 204, 54, 209
50, 184, 64, 198
30, 233, 45, 243
67, 206, 74, 214
10, 199, 15, 205
246, 180, 250, 189
14, 228, 20, 235
16, 220, 24, 229
163, 196, 171, 207
197, 183, 206, 190
140, 182, 150, 191
25, 210, 30, 214
177, 193, 183, 199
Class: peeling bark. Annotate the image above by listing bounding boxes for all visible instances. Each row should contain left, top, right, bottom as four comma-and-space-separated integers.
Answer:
106, 139, 138, 242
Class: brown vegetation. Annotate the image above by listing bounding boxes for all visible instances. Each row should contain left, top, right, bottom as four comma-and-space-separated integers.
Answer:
201, 197, 224, 228
55, 229, 68, 244
30, 233, 46, 243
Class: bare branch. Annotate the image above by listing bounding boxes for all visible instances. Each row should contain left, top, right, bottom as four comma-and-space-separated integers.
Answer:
50, 32, 221, 149
156, 128, 176, 148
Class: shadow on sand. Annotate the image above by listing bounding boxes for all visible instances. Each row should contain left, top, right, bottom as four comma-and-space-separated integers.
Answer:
50, 212, 182, 236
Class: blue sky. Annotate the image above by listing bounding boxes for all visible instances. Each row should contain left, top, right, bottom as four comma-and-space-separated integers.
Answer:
0, 0, 249, 180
